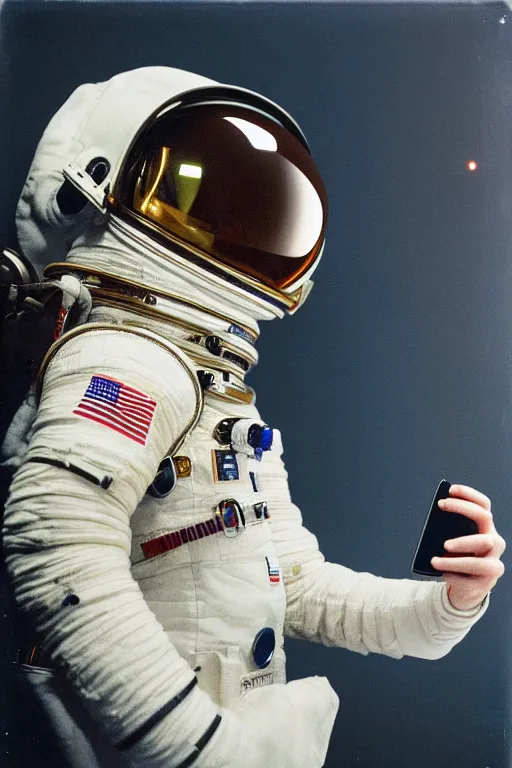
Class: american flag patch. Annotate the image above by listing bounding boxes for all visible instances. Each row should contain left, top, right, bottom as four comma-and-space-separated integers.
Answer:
266, 557, 281, 585
73, 375, 157, 446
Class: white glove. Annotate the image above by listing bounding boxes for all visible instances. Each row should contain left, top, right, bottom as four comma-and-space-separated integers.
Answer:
125, 676, 339, 768
227, 676, 339, 768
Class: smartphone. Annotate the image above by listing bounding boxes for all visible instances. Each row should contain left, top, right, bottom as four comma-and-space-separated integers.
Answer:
411, 479, 479, 577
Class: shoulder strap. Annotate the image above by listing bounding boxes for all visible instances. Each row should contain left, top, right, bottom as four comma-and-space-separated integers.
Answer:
37, 322, 204, 455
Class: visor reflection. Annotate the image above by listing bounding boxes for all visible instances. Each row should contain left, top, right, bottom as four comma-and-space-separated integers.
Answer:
115, 103, 327, 291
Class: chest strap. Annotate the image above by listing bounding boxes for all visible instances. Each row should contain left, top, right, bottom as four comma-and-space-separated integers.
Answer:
142, 516, 224, 559
141, 499, 269, 560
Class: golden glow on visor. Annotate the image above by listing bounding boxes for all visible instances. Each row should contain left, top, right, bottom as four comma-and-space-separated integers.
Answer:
113, 103, 328, 291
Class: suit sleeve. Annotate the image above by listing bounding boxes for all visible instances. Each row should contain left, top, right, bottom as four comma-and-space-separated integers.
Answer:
2, 327, 223, 767
264, 430, 489, 660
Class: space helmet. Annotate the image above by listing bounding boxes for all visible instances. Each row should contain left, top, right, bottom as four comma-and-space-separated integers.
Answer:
16, 67, 328, 314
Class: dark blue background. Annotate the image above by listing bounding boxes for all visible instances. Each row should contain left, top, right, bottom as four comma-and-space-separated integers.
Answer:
0, 2, 511, 766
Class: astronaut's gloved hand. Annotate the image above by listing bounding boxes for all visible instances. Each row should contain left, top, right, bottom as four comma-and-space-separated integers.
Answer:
199, 676, 339, 768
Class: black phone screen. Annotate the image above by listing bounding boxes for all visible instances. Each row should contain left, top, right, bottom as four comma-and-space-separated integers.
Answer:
411, 480, 479, 577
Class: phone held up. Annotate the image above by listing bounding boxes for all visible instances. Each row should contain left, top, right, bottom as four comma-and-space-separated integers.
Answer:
411, 480, 478, 578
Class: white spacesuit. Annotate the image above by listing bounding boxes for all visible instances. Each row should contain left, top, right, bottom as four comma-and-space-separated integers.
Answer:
2, 67, 488, 768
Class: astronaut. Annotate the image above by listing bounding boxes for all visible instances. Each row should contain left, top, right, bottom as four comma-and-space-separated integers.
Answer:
1, 67, 506, 768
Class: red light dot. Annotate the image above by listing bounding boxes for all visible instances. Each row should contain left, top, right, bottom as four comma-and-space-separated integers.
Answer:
467, 161, 478, 172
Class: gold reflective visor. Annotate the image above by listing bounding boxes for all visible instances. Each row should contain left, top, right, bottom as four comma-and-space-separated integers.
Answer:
111, 103, 327, 293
